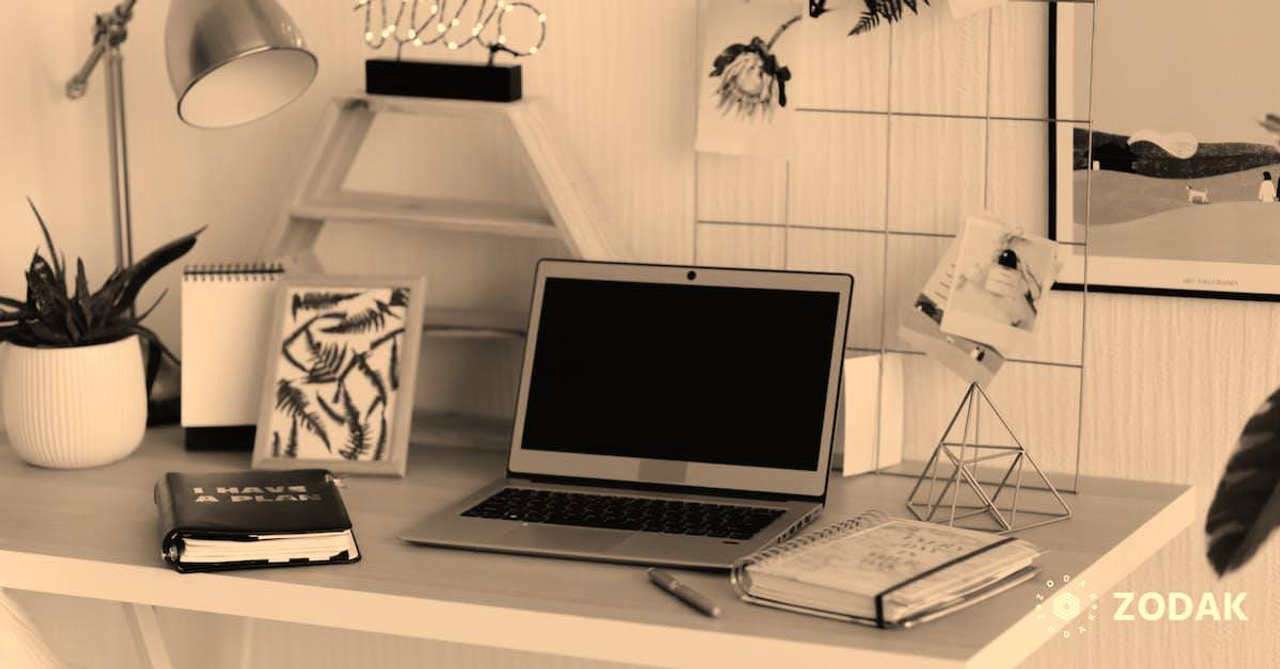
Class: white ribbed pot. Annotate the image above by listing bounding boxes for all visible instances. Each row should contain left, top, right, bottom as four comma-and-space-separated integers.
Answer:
2, 335, 147, 469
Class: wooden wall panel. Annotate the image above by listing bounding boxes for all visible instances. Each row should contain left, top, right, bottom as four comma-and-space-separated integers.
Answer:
793, 11, 891, 112
986, 119, 1051, 235
694, 223, 786, 269
888, 115, 987, 235
989, 1, 1049, 119
890, 7, 990, 116
789, 112, 889, 230
695, 154, 787, 225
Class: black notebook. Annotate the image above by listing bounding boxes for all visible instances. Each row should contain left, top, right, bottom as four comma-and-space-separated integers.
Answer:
154, 469, 360, 573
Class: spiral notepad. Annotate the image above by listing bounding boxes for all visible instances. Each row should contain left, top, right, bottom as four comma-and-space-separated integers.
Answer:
181, 263, 285, 450
731, 510, 1042, 629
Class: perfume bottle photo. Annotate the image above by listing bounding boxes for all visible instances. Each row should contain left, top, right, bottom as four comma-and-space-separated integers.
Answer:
984, 248, 1021, 298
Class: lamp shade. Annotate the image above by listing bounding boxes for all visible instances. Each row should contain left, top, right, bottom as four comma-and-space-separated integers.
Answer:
165, 0, 318, 128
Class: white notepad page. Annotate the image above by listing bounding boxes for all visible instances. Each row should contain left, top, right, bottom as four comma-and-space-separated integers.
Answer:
180, 265, 283, 427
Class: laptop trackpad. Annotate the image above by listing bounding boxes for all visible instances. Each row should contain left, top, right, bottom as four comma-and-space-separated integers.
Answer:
500, 524, 629, 553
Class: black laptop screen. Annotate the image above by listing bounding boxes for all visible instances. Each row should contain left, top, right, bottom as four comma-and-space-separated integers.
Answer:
519, 277, 841, 471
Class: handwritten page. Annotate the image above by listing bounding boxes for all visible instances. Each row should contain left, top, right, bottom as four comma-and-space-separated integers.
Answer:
767, 521, 999, 593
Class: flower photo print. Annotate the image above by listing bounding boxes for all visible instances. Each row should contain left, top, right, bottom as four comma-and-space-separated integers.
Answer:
696, 0, 803, 156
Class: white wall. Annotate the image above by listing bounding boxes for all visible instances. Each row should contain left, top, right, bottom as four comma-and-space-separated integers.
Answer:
2, 1, 1278, 668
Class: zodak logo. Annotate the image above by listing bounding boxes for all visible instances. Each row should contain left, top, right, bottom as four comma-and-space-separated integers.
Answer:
1034, 573, 1098, 640
1112, 592, 1248, 622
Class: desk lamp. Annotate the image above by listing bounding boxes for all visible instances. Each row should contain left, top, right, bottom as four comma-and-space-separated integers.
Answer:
66, 0, 318, 269
64, 0, 317, 424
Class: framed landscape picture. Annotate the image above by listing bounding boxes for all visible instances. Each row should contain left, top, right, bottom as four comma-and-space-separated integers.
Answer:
1049, 0, 1280, 300
253, 274, 426, 477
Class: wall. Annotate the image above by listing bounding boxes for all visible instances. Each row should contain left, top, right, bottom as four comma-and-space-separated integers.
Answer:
1, 1, 1277, 668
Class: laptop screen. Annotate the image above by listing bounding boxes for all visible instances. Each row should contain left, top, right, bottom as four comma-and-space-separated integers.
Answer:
519, 277, 841, 472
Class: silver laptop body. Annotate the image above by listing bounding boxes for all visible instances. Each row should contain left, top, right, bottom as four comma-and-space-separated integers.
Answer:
400, 260, 853, 569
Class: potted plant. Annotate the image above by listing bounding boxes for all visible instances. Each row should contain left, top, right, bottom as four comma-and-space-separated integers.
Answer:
0, 199, 201, 468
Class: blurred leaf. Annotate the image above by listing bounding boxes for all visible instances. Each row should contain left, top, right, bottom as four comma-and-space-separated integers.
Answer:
285, 420, 299, 459
292, 291, 362, 321
276, 379, 330, 451
389, 339, 400, 390
319, 301, 396, 335
353, 352, 387, 409
338, 388, 370, 460
1206, 388, 1280, 575
389, 288, 409, 308
372, 412, 388, 461
849, 0, 929, 36
315, 394, 344, 423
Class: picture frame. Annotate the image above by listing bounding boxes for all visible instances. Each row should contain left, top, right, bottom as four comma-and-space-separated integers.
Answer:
1049, 0, 1280, 301
252, 274, 427, 477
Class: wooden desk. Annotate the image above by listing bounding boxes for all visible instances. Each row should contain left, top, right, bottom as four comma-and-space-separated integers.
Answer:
0, 429, 1193, 669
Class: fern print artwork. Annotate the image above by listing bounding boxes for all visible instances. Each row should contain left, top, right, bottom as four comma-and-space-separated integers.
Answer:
267, 286, 410, 462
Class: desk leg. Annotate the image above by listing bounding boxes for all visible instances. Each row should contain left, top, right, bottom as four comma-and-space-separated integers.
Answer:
236, 617, 256, 669
121, 602, 174, 669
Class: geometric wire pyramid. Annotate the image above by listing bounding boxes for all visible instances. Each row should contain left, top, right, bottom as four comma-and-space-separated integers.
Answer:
906, 382, 1072, 534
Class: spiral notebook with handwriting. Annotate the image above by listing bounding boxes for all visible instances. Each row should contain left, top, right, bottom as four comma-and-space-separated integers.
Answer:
181, 263, 284, 450
731, 510, 1043, 628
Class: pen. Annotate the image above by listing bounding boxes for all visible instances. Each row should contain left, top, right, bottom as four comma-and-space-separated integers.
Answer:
647, 568, 721, 618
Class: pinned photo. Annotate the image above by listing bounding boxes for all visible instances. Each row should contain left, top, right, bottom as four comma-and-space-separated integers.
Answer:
941, 217, 1062, 354
898, 239, 1006, 387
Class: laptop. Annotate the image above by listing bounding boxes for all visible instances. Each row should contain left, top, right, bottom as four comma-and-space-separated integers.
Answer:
400, 260, 853, 569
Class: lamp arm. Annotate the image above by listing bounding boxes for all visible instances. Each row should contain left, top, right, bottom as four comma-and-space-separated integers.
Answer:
66, 0, 139, 99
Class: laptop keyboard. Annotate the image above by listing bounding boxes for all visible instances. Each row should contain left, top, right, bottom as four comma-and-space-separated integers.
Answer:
461, 488, 787, 541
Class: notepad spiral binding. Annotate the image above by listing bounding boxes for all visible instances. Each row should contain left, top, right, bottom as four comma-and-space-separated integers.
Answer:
737, 509, 891, 569
183, 263, 285, 281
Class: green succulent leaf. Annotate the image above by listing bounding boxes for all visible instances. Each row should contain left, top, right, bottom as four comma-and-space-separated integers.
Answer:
0, 201, 202, 351
27, 198, 65, 289
73, 259, 92, 328
108, 226, 204, 318
133, 289, 169, 324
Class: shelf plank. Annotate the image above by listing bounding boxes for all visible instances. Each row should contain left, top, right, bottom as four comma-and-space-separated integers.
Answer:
421, 308, 527, 338
291, 192, 560, 240
410, 411, 513, 451
355, 94, 522, 121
